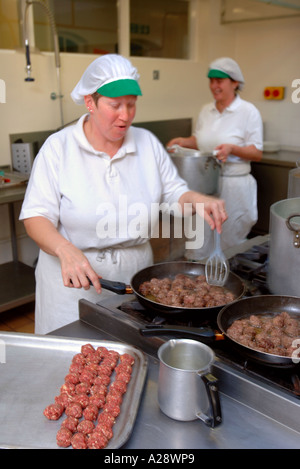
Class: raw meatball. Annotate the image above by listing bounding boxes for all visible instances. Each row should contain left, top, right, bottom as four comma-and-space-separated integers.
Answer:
97, 411, 115, 427
56, 428, 72, 448
95, 423, 114, 441
71, 432, 88, 449
83, 404, 99, 421
87, 431, 108, 449
89, 393, 106, 409
43, 403, 64, 421
65, 402, 83, 419
61, 416, 79, 433
77, 419, 95, 435
72, 393, 90, 408
54, 393, 71, 409
103, 401, 121, 418
81, 343, 96, 356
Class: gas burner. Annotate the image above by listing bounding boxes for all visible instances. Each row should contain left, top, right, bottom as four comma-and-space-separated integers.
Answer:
229, 241, 271, 296
118, 300, 211, 327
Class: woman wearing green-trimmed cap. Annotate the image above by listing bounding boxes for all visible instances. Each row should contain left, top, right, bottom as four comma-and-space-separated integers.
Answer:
167, 57, 263, 260
19, 54, 227, 334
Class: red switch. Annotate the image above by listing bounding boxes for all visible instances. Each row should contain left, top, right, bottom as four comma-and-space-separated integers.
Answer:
264, 87, 285, 100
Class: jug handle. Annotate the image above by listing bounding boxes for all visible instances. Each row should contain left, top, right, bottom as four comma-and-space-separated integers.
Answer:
196, 372, 222, 428
286, 214, 300, 249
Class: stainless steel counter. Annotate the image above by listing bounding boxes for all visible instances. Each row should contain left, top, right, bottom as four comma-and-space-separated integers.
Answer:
260, 150, 300, 167
52, 319, 300, 449
252, 150, 300, 235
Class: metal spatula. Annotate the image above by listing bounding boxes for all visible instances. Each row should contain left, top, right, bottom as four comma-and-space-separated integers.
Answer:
205, 230, 229, 286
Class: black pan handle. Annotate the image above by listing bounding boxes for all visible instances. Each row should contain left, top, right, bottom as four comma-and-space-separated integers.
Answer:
99, 278, 132, 295
140, 324, 216, 344
71, 277, 132, 294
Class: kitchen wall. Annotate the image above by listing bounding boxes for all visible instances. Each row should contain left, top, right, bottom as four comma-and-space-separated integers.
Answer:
1, 0, 300, 265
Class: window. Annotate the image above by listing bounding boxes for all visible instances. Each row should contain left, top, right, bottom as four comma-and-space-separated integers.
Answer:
0, 0, 20, 49
34, 0, 118, 54
1, 0, 192, 60
130, 0, 189, 59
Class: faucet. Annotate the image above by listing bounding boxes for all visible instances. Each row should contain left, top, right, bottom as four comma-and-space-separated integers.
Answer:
23, 0, 63, 125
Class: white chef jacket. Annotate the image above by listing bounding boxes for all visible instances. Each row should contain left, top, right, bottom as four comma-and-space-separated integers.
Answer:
185, 94, 263, 260
20, 115, 189, 334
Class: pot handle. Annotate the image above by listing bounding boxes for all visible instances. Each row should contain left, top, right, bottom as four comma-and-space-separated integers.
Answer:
196, 372, 222, 428
286, 214, 300, 248
140, 324, 217, 344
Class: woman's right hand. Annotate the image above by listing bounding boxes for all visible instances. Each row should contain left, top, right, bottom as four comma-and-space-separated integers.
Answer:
23, 216, 102, 293
56, 241, 102, 293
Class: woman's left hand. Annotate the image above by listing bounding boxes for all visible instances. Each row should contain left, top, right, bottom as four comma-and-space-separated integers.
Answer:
179, 191, 228, 233
214, 143, 232, 163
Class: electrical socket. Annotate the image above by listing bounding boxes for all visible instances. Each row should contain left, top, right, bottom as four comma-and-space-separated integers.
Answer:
11, 143, 34, 174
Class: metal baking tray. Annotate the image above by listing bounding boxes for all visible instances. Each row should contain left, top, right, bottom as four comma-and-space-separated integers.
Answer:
0, 171, 28, 190
0, 332, 148, 449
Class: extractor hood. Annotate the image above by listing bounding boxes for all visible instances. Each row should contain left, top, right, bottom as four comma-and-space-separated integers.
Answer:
221, 0, 300, 23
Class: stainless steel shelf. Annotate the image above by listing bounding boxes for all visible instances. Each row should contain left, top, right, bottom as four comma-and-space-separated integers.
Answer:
0, 182, 35, 313
0, 261, 35, 313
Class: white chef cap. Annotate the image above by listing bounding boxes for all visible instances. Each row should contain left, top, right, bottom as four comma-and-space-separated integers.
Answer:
71, 54, 142, 105
207, 57, 245, 90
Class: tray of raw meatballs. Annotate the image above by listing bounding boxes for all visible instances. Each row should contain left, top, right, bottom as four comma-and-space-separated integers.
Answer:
0, 332, 148, 449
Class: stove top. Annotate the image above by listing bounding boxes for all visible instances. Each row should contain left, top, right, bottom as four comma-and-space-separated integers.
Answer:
79, 237, 300, 404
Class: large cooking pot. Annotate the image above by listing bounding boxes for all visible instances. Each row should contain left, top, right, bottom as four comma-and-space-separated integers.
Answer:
141, 295, 300, 368
288, 160, 300, 198
168, 146, 221, 196
268, 198, 300, 296
99, 261, 245, 320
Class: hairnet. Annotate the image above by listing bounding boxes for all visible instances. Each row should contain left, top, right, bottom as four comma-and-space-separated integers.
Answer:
207, 57, 245, 90
71, 54, 142, 105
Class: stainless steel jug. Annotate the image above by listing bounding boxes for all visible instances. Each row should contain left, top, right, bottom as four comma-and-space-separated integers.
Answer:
157, 339, 222, 427
288, 160, 300, 198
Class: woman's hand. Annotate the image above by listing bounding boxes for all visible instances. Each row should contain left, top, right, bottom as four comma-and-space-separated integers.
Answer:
166, 136, 197, 151
56, 241, 102, 293
214, 143, 232, 163
178, 191, 227, 233
23, 216, 102, 293
215, 143, 262, 163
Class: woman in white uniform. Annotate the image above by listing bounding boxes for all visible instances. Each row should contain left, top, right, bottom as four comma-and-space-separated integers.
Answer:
167, 57, 263, 260
20, 54, 227, 334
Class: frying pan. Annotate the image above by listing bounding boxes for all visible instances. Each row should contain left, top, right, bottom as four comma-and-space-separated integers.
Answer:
141, 295, 300, 368
99, 261, 246, 320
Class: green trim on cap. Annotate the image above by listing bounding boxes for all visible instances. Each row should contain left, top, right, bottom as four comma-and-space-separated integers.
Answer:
97, 79, 142, 97
207, 69, 231, 79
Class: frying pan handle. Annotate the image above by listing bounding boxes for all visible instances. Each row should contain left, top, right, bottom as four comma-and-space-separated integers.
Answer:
99, 279, 132, 295
140, 325, 216, 344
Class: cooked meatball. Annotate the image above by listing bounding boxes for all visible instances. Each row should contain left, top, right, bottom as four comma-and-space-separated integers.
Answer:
138, 274, 236, 308
227, 311, 300, 357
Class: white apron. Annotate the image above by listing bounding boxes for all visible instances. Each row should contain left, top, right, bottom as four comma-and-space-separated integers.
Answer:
185, 162, 257, 260
34, 242, 153, 334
